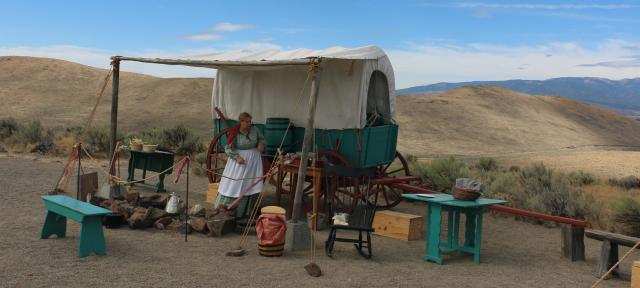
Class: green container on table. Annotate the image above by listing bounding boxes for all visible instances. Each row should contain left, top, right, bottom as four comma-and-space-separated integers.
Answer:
264, 118, 293, 157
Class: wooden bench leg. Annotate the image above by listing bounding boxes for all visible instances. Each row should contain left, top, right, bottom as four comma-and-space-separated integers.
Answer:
595, 240, 619, 279
78, 216, 106, 257
41, 211, 66, 239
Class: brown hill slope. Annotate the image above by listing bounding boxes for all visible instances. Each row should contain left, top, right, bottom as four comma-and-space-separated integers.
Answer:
0, 56, 214, 138
2, 57, 639, 157
397, 86, 640, 156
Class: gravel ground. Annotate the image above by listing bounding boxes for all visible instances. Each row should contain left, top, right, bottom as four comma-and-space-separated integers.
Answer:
0, 153, 632, 287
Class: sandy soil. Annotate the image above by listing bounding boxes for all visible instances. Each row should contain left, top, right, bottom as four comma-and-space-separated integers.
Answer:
0, 153, 633, 287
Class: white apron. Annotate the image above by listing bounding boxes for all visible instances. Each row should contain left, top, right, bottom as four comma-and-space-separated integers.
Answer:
218, 148, 264, 198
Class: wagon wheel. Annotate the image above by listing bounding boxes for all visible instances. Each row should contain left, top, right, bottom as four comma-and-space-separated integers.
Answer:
312, 150, 358, 214
206, 127, 270, 184
368, 151, 412, 209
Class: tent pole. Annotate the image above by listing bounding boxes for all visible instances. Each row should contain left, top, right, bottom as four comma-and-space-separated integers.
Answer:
109, 57, 120, 163
291, 59, 322, 222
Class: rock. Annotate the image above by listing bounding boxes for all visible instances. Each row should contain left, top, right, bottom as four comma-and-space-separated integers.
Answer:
154, 217, 174, 230
205, 208, 221, 219
206, 213, 235, 237
100, 200, 112, 209
147, 207, 168, 222
191, 217, 208, 233
167, 220, 192, 234
125, 192, 140, 205
127, 207, 153, 229
189, 204, 205, 217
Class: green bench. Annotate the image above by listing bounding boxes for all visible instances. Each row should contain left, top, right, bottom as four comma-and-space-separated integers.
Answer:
41, 195, 111, 257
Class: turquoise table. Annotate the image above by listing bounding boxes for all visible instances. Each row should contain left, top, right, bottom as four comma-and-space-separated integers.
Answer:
127, 150, 174, 192
41, 195, 112, 257
402, 193, 507, 264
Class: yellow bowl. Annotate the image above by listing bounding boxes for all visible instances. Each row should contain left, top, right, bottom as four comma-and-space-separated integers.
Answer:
142, 144, 157, 153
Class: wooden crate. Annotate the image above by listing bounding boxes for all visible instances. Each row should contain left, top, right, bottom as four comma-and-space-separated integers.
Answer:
633, 261, 640, 288
373, 210, 424, 241
206, 183, 219, 204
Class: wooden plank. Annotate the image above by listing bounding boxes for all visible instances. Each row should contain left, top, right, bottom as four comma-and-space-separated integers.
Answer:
79, 172, 98, 202
561, 224, 585, 261
595, 240, 619, 279
632, 261, 640, 287
373, 210, 424, 241
586, 229, 640, 247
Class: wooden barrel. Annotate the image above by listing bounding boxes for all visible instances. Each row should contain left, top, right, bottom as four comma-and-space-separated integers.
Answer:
257, 206, 287, 257
258, 242, 285, 257
264, 118, 293, 157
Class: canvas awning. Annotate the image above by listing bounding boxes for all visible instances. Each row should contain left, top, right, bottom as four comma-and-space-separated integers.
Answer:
117, 45, 396, 129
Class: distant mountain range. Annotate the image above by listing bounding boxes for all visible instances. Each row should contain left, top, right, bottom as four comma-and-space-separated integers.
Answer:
397, 77, 640, 113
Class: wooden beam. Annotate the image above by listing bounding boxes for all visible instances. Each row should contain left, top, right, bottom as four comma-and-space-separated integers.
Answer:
115, 56, 312, 68
109, 58, 120, 164
586, 229, 640, 247
291, 60, 322, 223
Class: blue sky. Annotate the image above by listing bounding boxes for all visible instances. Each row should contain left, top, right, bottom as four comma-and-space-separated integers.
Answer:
1, 0, 639, 88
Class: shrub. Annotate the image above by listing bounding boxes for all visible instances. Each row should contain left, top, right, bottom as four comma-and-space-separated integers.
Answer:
610, 196, 640, 237
509, 165, 520, 172
194, 152, 208, 165
84, 126, 112, 154
0, 118, 18, 140
162, 124, 204, 155
419, 157, 470, 193
516, 163, 583, 218
608, 176, 640, 189
567, 171, 596, 186
15, 120, 44, 144
405, 154, 418, 163
138, 124, 205, 156
475, 157, 499, 172
483, 172, 520, 199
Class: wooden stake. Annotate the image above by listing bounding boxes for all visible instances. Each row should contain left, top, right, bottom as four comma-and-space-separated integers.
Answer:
291, 59, 322, 222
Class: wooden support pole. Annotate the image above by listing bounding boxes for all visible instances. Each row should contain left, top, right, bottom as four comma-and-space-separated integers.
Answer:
291, 59, 322, 222
561, 224, 585, 261
109, 58, 120, 164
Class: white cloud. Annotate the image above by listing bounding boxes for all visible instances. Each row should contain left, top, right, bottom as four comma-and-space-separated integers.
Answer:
185, 33, 223, 41
388, 39, 640, 88
211, 22, 254, 32
185, 22, 254, 42
453, 3, 636, 9
2, 40, 639, 89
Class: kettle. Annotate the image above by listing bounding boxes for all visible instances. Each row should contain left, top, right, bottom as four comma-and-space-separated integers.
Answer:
165, 192, 180, 214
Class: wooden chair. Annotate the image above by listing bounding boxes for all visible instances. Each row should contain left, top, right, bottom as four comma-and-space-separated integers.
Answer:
324, 166, 377, 259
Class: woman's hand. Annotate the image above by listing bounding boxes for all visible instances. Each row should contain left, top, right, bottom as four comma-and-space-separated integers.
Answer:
257, 142, 265, 153
235, 155, 246, 165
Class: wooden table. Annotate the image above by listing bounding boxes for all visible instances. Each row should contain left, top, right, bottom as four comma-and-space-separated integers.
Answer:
402, 193, 507, 264
127, 150, 174, 192
275, 162, 323, 229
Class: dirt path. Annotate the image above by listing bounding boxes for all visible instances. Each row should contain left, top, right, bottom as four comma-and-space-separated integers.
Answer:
0, 153, 632, 287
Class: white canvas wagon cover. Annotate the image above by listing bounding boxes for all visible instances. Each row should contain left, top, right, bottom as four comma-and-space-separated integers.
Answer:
207, 45, 396, 129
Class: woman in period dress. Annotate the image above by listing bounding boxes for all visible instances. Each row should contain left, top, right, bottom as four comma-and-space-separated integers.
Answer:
215, 112, 265, 218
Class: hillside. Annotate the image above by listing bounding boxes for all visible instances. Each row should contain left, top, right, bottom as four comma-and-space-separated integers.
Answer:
396, 86, 640, 157
0, 56, 214, 138
396, 77, 640, 112
2, 57, 640, 157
